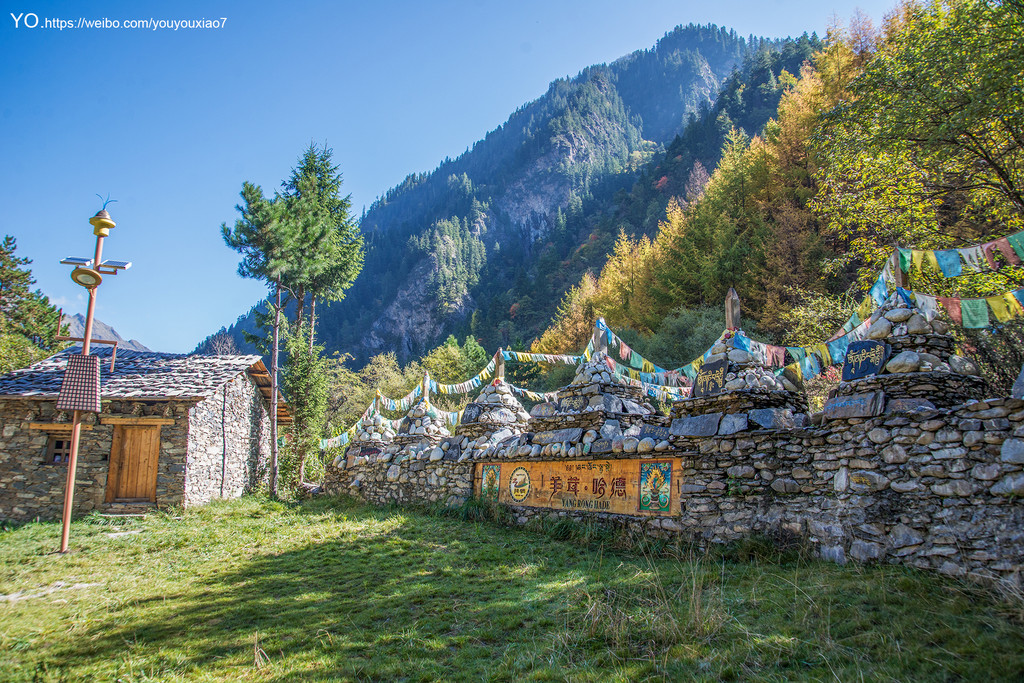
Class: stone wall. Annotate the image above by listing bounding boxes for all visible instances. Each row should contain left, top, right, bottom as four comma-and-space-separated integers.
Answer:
0, 398, 192, 521
185, 373, 272, 506
324, 396, 1024, 587
341, 454, 471, 508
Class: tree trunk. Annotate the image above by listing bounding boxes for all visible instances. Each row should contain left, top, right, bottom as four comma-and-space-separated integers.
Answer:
308, 295, 317, 354
270, 281, 281, 497
295, 285, 305, 331
296, 318, 308, 485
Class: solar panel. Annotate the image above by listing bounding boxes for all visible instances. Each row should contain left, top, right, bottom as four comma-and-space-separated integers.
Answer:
60, 257, 93, 266
99, 260, 132, 270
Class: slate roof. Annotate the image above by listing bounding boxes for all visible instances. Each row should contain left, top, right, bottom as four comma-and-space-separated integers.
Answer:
0, 347, 291, 422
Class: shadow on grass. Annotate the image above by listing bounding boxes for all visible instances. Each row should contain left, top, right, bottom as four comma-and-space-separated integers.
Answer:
27, 497, 1024, 683
41, 501, 598, 681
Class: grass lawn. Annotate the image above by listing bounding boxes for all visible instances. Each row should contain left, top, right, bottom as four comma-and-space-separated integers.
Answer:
1, 496, 1022, 682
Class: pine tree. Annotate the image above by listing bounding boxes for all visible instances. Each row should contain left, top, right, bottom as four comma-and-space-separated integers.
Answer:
280, 144, 365, 350
222, 183, 296, 497
280, 322, 329, 486
0, 236, 64, 373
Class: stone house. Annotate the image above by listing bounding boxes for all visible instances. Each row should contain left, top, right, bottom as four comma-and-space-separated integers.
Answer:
0, 347, 290, 521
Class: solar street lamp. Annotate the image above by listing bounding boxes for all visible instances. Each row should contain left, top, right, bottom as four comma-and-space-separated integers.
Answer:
55, 206, 131, 554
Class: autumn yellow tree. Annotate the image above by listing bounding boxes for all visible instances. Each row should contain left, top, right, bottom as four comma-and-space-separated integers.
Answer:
532, 272, 600, 354
592, 230, 657, 332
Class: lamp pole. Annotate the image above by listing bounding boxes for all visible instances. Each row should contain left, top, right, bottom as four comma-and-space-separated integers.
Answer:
58, 208, 121, 553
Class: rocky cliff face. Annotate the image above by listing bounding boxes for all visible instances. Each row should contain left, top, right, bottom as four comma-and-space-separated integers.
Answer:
353, 69, 663, 358
364, 259, 475, 360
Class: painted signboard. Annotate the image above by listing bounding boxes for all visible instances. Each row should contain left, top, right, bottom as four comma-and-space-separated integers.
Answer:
474, 458, 683, 515
461, 404, 483, 424
842, 341, 890, 381
692, 359, 728, 398
559, 395, 587, 412
639, 461, 672, 512
481, 464, 501, 501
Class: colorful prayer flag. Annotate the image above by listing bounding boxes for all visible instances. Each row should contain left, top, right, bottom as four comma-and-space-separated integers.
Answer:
937, 297, 962, 325
961, 298, 989, 328
935, 250, 962, 277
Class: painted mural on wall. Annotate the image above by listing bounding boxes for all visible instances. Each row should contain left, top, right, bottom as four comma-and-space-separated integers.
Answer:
481, 464, 501, 501
639, 461, 672, 513
474, 459, 683, 515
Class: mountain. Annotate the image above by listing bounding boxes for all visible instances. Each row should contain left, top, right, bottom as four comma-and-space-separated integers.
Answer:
62, 313, 151, 352
199, 24, 820, 363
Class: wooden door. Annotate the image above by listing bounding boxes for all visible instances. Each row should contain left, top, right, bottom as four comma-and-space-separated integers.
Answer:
106, 425, 161, 503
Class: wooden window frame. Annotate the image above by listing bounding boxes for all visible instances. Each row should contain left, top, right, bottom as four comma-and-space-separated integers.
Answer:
45, 435, 73, 465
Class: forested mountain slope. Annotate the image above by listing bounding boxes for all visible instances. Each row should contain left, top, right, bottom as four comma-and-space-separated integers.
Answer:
198, 24, 821, 362
532, 0, 1024, 384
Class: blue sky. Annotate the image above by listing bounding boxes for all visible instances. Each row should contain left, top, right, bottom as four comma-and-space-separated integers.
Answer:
1, 0, 897, 352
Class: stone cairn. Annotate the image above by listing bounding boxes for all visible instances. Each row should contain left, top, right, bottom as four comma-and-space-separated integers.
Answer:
334, 413, 398, 469
473, 352, 676, 460
347, 399, 453, 471
353, 413, 397, 445
671, 331, 809, 437
712, 333, 795, 393
390, 400, 452, 455
829, 295, 988, 412
559, 350, 655, 413
443, 380, 531, 462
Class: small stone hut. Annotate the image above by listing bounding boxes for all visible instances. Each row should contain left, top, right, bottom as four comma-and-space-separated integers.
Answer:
0, 347, 290, 521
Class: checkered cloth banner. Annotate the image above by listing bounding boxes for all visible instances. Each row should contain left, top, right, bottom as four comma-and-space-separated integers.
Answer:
56, 354, 102, 413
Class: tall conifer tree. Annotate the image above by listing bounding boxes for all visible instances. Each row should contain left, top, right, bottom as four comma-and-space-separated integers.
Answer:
222, 183, 296, 496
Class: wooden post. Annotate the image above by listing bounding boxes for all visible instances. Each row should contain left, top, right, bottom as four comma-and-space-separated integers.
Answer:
269, 282, 280, 497
891, 249, 906, 291
423, 372, 430, 404
725, 288, 741, 331
60, 218, 106, 554
495, 349, 505, 380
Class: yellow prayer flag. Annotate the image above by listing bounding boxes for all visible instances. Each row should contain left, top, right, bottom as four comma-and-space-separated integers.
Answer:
925, 250, 940, 273
987, 294, 1014, 322
813, 343, 832, 367
787, 362, 802, 382
786, 362, 802, 385
856, 296, 873, 321
912, 249, 925, 273
1005, 292, 1024, 317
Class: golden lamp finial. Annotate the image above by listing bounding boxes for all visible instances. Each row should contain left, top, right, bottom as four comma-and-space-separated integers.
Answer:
89, 209, 116, 237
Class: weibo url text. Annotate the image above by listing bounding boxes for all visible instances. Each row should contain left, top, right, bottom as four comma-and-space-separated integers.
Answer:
10, 13, 227, 31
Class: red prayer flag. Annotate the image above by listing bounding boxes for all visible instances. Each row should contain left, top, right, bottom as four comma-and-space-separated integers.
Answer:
982, 238, 1021, 270
937, 296, 962, 325
996, 237, 1022, 266
983, 241, 1000, 270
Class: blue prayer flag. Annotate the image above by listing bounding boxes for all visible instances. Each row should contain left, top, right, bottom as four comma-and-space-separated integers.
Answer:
826, 336, 850, 365
799, 353, 821, 379
869, 277, 888, 304
935, 250, 962, 277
